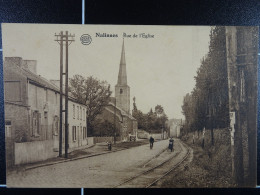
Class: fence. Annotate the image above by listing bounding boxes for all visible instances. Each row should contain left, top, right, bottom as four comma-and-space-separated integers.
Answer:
14, 140, 56, 165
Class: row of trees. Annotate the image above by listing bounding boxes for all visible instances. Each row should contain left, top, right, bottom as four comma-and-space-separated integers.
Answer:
132, 101, 169, 133
182, 26, 229, 136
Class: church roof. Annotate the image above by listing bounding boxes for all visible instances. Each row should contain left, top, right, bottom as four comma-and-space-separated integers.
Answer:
107, 100, 137, 121
117, 39, 127, 86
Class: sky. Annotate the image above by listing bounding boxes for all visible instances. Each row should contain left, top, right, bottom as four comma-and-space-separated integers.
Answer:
2, 24, 211, 119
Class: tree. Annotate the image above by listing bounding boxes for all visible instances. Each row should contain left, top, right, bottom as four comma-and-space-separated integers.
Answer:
69, 75, 112, 135
153, 105, 168, 133
146, 108, 156, 130
132, 98, 169, 132
92, 119, 118, 136
155, 105, 164, 117
181, 26, 229, 137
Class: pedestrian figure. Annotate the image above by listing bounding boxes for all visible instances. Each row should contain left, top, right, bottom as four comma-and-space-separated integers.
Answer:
193, 133, 195, 144
149, 136, 154, 149
169, 137, 174, 152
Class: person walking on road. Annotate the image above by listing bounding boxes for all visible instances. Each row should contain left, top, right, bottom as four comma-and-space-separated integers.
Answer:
169, 137, 174, 152
149, 136, 154, 149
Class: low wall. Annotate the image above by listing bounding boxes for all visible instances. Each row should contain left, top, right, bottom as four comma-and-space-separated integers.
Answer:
93, 136, 114, 144
6, 137, 14, 168
14, 140, 56, 165
89, 136, 121, 144
150, 133, 163, 140
137, 131, 163, 140
137, 132, 149, 139
87, 137, 94, 145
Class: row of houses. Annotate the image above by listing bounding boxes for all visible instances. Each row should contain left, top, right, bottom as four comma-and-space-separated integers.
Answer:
4, 57, 88, 167
4, 40, 138, 167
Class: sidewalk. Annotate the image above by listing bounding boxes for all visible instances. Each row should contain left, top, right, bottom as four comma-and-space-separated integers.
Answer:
10, 138, 160, 172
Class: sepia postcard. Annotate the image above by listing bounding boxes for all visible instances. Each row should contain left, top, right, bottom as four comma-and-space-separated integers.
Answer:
1, 24, 258, 188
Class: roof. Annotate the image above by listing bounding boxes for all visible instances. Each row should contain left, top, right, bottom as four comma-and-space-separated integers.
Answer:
22, 67, 60, 92
7, 62, 86, 107
117, 39, 127, 86
107, 101, 136, 121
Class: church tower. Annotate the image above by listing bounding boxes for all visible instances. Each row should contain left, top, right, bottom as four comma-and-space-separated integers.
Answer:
115, 40, 130, 114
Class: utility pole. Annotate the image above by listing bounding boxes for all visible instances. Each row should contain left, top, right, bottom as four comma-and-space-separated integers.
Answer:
114, 99, 116, 144
225, 27, 258, 186
55, 31, 75, 158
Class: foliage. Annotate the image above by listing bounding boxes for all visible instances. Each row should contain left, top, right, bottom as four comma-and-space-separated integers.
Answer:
132, 100, 168, 133
182, 26, 229, 133
92, 119, 119, 136
69, 75, 112, 135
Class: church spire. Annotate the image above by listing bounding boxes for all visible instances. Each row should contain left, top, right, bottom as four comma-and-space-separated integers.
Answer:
117, 39, 127, 85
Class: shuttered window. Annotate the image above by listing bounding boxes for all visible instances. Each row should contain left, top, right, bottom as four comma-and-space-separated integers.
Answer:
4, 81, 21, 102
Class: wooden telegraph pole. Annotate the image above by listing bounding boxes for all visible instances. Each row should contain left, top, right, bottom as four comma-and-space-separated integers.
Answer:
55, 31, 75, 158
114, 99, 117, 144
225, 27, 258, 186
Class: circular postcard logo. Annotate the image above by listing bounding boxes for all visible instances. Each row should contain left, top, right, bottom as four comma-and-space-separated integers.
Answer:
80, 34, 92, 45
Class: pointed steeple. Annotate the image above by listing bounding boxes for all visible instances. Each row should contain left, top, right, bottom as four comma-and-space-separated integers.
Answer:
117, 39, 127, 85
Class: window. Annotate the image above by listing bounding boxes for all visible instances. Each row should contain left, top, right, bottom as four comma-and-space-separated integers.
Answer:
73, 104, 75, 119
120, 88, 123, 94
80, 107, 82, 120
83, 127, 87, 139
72, 126, 77, 141
77, 126, 79, 140
77, 106, 79, 120
80, 126, 82, 139
83, 108, 85, 121
4, 81, 21, 102
32, 111, 40, 137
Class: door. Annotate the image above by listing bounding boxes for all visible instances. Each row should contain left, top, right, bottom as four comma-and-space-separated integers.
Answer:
77, 126, 79, 147
5, 121, 12, 138
53, 116, 59, 151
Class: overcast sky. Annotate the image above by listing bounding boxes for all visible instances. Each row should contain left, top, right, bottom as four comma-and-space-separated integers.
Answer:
2, 24, 211, 119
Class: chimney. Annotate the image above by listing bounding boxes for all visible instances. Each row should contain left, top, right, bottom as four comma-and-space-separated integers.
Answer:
22, 60, 37, 74
4, 57, 23, 67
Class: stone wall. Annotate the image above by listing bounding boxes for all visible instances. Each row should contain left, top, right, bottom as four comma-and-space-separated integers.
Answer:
14, 140, 56, 165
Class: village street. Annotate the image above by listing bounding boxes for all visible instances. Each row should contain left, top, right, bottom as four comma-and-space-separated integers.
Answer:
7, 139, 190, 188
